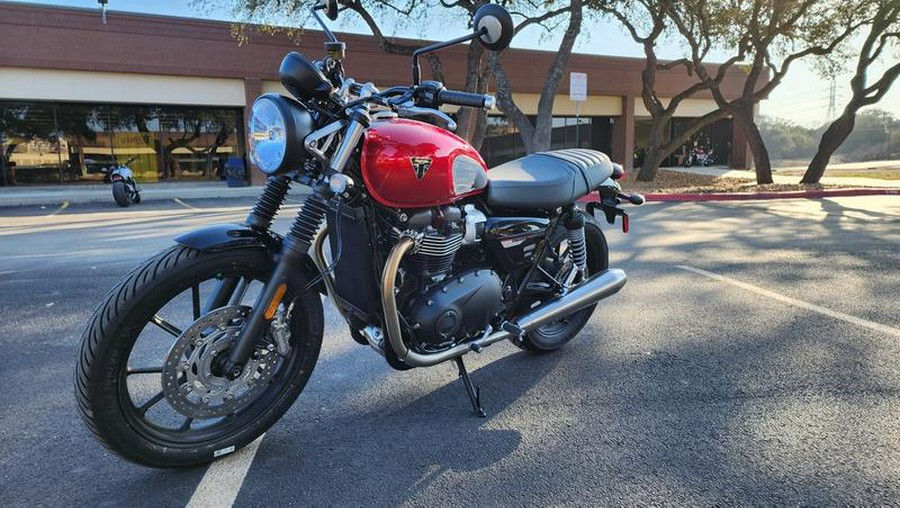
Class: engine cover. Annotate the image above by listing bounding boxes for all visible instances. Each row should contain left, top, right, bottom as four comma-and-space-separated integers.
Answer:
407, 268, 504, 346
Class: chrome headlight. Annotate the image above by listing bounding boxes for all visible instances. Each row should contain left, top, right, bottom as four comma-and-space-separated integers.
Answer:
247, 94, 314, 175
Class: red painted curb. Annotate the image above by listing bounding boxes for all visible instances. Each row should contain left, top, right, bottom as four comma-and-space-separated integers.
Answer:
579, 188, 898, 203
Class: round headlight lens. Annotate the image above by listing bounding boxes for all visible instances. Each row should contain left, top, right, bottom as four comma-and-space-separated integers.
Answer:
248, 98, 287, 174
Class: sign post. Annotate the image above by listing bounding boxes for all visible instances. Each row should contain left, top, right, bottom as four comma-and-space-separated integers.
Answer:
569, 72, 587, 147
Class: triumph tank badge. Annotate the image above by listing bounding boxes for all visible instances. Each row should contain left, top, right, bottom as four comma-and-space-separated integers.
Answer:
410, 157, 433, 181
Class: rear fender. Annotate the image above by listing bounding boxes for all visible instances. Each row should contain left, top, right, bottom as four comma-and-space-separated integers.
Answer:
174, 224, 326, 294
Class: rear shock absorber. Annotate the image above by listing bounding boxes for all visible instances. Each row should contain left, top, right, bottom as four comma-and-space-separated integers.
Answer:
564, 206, 587, 274
246, 175, 291, 230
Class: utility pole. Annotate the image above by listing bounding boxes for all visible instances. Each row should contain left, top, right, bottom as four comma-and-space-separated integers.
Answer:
825, 78, 837, 123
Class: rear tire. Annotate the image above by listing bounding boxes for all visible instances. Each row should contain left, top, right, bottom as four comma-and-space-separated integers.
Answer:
74, 245, 324, 468
516, 211, 609, 353
112, 181, 129, 207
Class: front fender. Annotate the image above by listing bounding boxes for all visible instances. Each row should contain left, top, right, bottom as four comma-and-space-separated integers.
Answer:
174, 224, 326, 295
174, 223, 277, 252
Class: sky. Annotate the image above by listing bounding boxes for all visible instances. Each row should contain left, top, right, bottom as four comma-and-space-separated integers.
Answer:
7, 0, 900, 128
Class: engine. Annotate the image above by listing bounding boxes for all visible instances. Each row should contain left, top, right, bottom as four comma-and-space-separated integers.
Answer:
326, 199, 508, 355
386, 204, 504, 350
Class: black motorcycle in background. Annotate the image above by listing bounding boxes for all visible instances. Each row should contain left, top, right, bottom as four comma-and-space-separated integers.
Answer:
106, 156, 141, 207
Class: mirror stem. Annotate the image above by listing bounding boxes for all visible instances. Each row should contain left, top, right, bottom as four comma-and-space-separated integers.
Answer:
311, 5, 338, 42
411, 29, 484, 85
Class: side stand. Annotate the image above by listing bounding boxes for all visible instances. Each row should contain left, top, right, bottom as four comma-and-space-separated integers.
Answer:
454, 357, 486, 418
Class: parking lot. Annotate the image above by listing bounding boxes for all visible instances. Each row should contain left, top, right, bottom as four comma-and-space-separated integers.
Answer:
1, 194, 898, 505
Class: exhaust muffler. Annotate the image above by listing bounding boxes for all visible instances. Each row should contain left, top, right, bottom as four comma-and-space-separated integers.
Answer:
381, 237, 627, 367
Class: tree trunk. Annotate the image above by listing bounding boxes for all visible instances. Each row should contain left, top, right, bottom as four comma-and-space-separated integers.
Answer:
802, 111, 857, 183
468, 110, 488, 152
732, 106, 773, 184
637, 120, 667, 181
456, 44, 486, 144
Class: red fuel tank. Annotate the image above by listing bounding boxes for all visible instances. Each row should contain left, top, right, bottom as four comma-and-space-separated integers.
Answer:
360, 118, 488, 208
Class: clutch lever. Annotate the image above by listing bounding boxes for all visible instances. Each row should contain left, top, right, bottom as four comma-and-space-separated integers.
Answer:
395, 104, 457, 131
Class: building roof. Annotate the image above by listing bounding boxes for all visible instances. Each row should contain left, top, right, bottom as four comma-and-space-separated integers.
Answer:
0, 2, 754, 100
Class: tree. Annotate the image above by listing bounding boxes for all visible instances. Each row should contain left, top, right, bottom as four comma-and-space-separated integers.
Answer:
802, 1, 900, 183
666, 0, 866, 183
215, 0, 577, 152
592, 0, 730, 181
487, 0, 585, 153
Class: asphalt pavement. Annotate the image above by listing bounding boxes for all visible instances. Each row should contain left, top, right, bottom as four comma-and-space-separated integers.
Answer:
1, 194, 898, 505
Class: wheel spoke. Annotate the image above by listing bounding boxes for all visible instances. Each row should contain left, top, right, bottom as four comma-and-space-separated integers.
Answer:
150, 314, 182, 337
126, 365, 164, 375
227, 277, 249, 306
138, 391, 165, 415
192, 284, 201, 320
178, 417, 194, 432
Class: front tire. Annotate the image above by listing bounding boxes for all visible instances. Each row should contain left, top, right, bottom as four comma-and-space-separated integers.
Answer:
75, 245, 323, 468
112, 181, 130, 207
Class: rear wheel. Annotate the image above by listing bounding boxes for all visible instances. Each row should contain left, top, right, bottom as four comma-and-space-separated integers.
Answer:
516, 211, 608, 353
75, 245, 323, 467
112, 181, 129, 207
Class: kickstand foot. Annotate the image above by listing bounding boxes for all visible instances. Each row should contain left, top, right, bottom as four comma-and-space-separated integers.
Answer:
454, 357, 486, 418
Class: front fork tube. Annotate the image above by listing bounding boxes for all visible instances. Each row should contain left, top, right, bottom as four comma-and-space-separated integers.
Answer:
223, 184, 333, 379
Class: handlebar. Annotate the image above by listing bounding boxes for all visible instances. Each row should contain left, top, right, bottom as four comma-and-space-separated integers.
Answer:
437, 89, 495, 110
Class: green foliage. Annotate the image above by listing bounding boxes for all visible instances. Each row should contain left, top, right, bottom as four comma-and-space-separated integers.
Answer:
760, 110, 900, 161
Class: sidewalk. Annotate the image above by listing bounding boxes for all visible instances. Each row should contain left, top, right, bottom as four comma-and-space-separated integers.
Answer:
664, 164, 900, 189
0, 181, 271, 207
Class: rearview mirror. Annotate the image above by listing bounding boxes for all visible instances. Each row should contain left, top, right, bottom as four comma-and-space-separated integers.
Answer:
473, 4, 514, 51
322, 0, 338, 20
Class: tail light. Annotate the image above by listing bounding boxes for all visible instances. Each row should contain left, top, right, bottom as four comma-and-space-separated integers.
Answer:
611, 162, 625, 180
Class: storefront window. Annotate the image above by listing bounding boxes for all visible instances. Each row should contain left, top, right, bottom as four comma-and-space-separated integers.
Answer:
634, 116, 733, 167
0, 100, 244, 186
481, 115, 611, 167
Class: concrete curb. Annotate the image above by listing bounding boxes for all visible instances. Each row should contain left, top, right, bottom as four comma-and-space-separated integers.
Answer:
0, 186, 270, 207
579, 187, 898, 204
644, 188, 899, 202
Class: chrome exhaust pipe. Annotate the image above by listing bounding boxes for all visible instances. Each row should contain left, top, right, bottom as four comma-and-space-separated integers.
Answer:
312, 227, 350, 323
381, 237, 627, 368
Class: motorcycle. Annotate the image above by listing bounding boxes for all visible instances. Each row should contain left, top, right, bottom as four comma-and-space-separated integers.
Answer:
74, 0, 643, 468
107, 156, 141, 207
683, 146, 715, 167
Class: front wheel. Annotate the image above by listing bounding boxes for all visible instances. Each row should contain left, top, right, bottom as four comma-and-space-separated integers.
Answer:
516, 210, 609, 353
75, 245, 324, 467
112, 181, 130, 207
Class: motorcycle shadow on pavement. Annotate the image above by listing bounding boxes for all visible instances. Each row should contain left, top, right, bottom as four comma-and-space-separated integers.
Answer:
240, 348, 563, 505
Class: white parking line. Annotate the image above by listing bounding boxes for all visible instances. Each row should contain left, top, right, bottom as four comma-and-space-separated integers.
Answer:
186, 434, 266, 507
48, 201, 69, 216
677, 265, 900, 339
174, 198, 200, 211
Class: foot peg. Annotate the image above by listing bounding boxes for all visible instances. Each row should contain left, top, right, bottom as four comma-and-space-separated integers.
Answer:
454, 357, 486, 418
502, 321, 525, 338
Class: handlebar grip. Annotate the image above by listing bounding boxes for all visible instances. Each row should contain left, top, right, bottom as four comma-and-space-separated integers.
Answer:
437, 89, 495, 109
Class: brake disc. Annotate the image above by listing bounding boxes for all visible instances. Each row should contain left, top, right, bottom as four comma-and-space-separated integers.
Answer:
161, 306, 280, 419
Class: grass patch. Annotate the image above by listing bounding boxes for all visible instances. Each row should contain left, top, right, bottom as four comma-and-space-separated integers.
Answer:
774, 169, 900, 180
619, 170, 842, 194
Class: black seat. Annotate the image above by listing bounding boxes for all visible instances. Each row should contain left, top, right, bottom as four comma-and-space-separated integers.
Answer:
486, 149, 614, 209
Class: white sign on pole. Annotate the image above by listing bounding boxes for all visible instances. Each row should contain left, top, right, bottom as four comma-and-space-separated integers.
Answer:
569, 72, 587, 102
